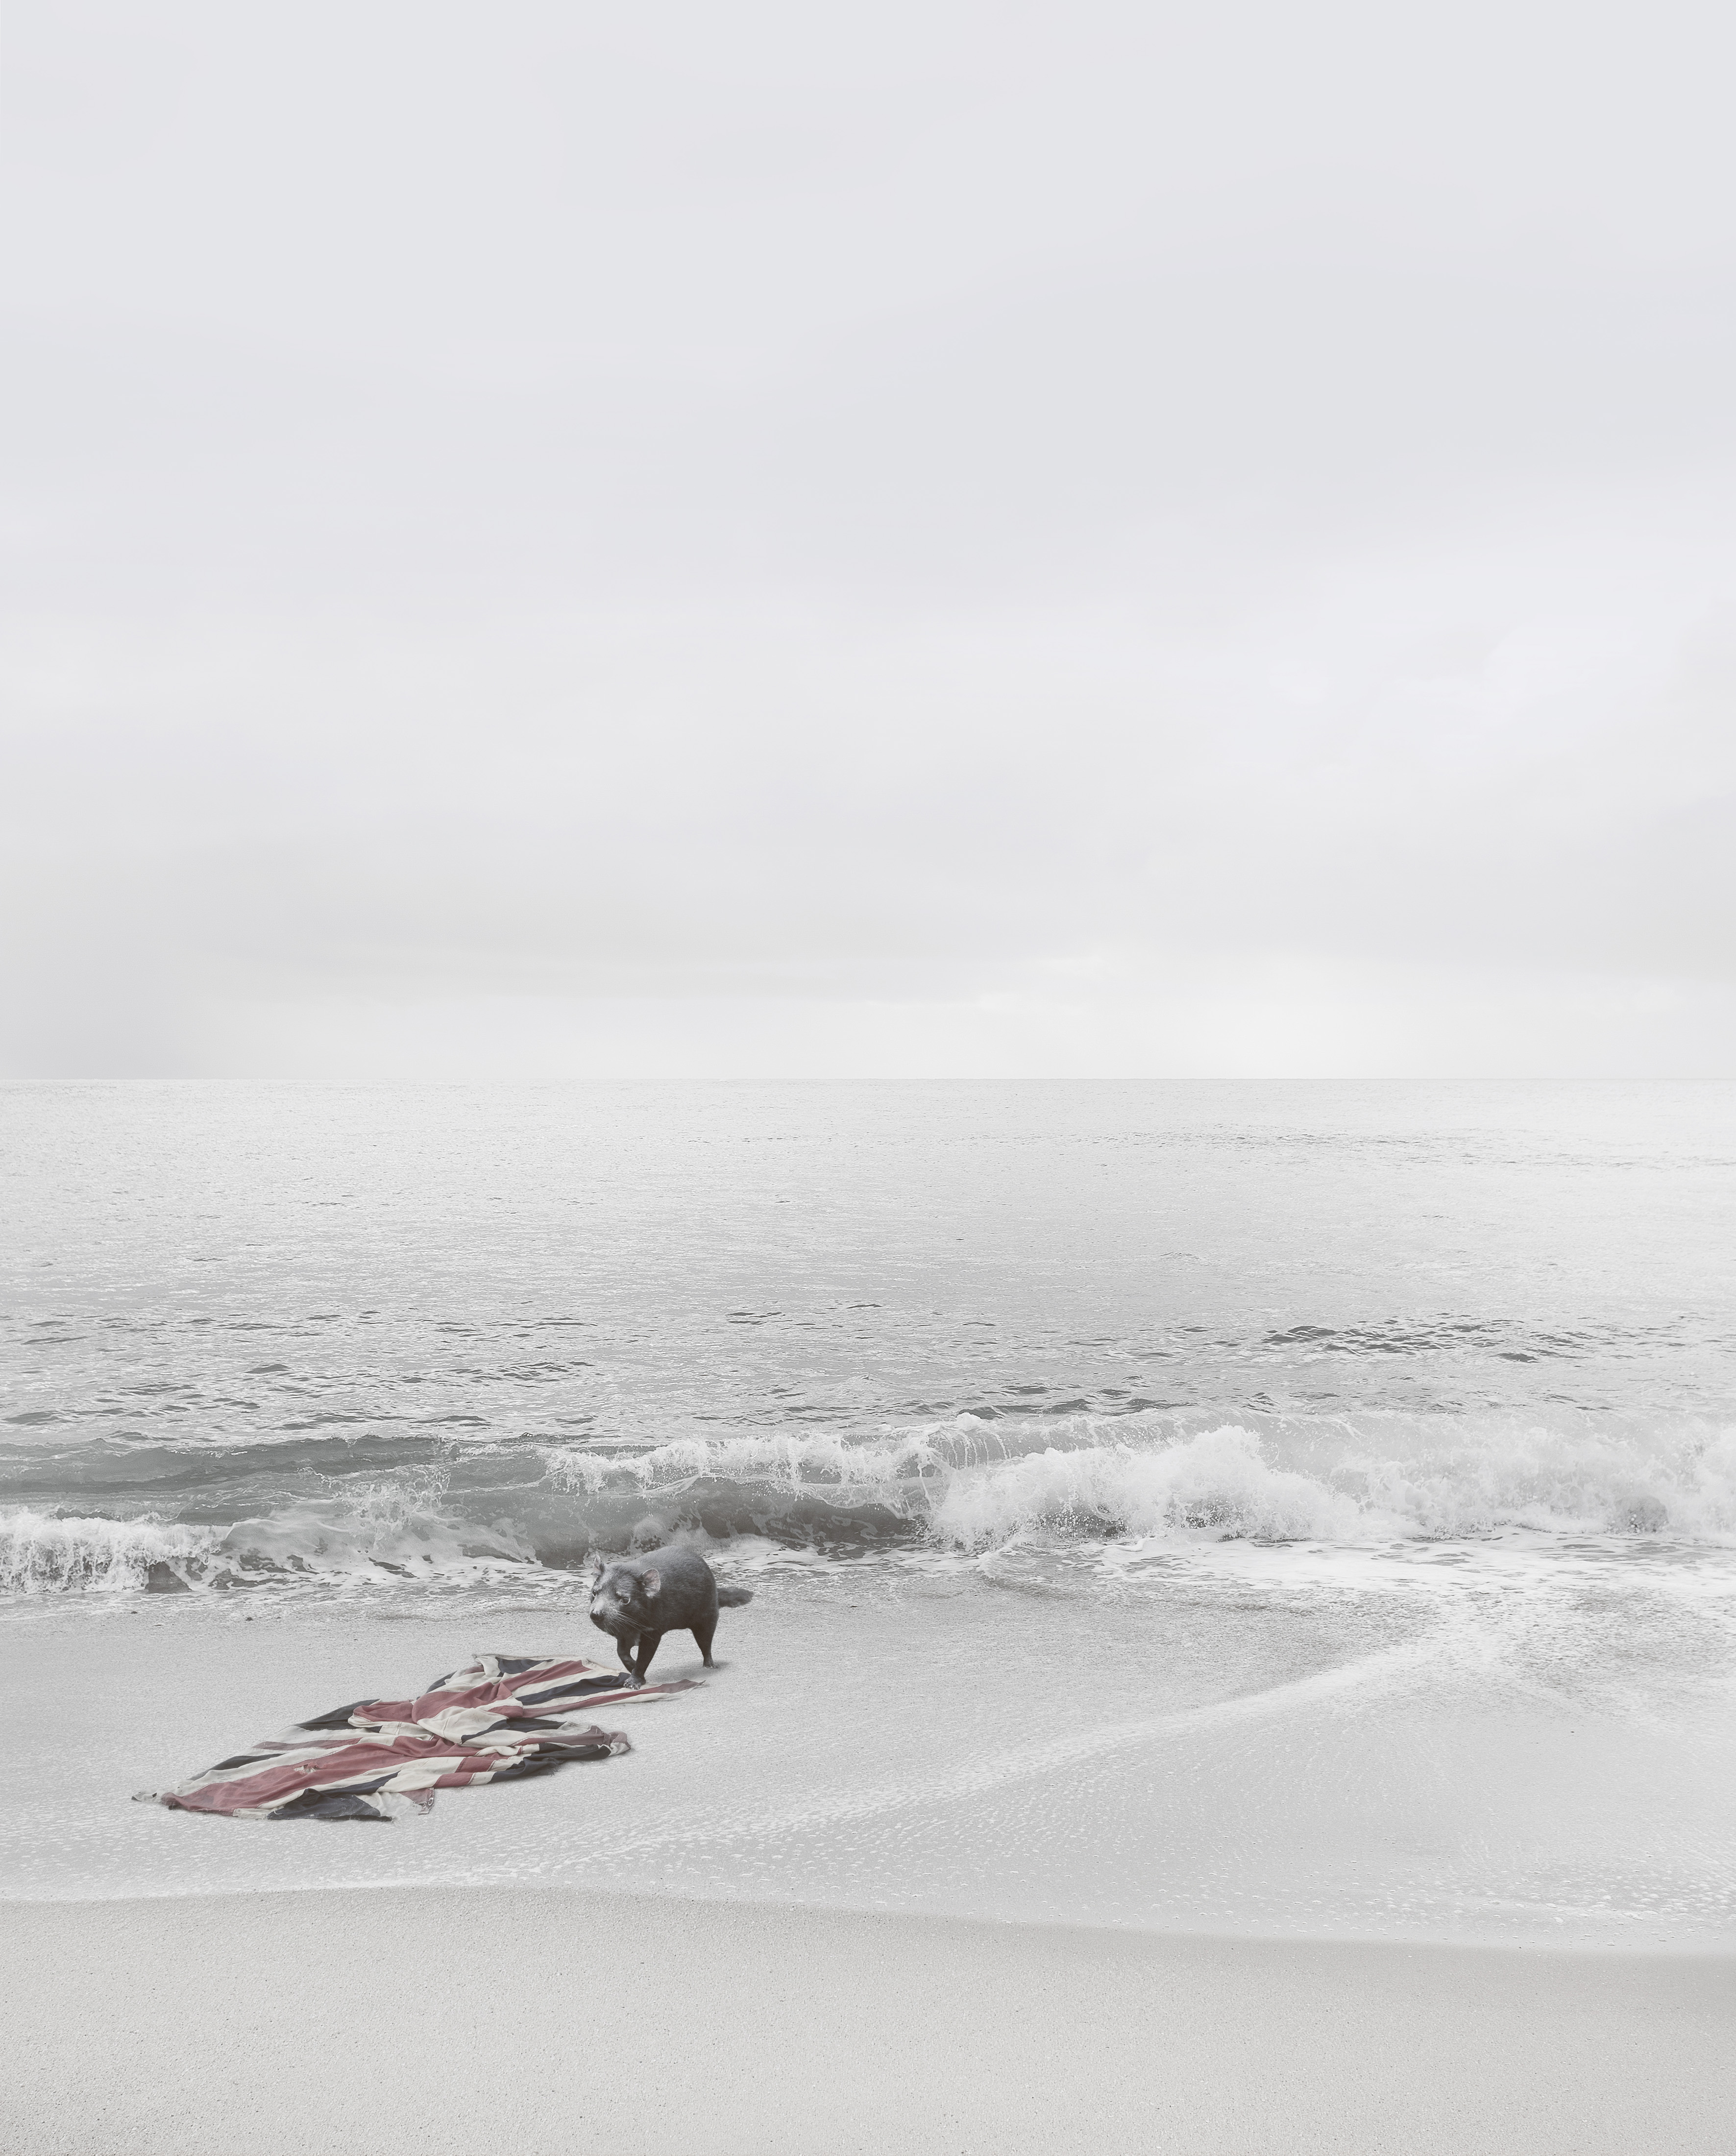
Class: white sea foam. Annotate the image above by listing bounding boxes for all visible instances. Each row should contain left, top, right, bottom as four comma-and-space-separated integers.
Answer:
8, 1416, 1735, 1592
543, 1426, 958, 1496
929, 1428, 1372, 1545
1337, 1421, 1736, 1540
541, 1414, 1736, 1550
0, 1509, 222, 1592
219, 1486, 534, 1580
0, 1477, 536, 1596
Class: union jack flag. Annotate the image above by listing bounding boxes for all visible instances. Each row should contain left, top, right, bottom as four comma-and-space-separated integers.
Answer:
137, 1653, 697, 1821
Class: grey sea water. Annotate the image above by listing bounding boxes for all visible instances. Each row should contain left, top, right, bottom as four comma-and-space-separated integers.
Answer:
3, 1081, 1735, 1941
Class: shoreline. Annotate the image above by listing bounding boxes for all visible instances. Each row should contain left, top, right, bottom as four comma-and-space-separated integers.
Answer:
7, 1591, 1735, 1950
10, 1871, 1736, 1956
5, 1886, 1733, 2155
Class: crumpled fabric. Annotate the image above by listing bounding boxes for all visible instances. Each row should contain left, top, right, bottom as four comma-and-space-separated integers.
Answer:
137, 1652, 697, 1820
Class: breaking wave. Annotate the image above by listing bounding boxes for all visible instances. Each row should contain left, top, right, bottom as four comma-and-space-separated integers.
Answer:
5, 1413, 1735, 1593
0, 1478, 533, 1595
544, 1414, 1736, 1549
0, 1509, 223, 1593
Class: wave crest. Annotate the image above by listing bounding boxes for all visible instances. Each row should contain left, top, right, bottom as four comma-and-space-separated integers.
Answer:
932, 1428, 1369, 1546
542, 1415, 1736, 1549
7, 1414, 1734, 1592
0, 1510, 221, 1592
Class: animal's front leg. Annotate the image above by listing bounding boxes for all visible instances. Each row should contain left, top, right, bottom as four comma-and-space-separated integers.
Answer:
615, 1632, 638, 1674
633, 1630, 662, 1680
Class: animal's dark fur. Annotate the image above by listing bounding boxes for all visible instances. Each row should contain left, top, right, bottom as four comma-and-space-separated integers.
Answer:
588, 1545, 755, 1681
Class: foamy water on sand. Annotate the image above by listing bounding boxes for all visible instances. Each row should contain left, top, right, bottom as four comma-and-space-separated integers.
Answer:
3, 1081, 1734, 1944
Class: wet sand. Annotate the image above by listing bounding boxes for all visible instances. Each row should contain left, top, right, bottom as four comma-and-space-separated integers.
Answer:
3, 1885, 1731, 2156
13, 1590, 1736, 1952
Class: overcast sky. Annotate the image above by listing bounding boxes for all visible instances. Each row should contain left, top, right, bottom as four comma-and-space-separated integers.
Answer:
4, 0, 1734, 1078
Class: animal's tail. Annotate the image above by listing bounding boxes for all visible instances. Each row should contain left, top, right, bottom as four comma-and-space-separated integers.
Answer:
715, 1584, 755, 1607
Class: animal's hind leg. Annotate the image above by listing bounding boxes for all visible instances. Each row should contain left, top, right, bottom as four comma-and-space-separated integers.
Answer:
633, 1630, 662, 1680
692, 1616, 717, 1667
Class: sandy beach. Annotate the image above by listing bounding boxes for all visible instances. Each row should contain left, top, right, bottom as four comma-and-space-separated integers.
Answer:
5, 1087, 1736, 2152
4, 1885, 1732, 2156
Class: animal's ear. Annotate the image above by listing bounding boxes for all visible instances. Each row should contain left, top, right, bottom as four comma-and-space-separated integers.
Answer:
640, 1569, 660, 1597
587, 1554, 605, 1583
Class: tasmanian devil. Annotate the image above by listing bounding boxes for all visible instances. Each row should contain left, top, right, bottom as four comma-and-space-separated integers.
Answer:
588, 1545, 754, 1681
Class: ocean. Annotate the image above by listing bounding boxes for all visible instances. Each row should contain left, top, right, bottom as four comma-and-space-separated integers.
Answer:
3, 1079, 1735, 1943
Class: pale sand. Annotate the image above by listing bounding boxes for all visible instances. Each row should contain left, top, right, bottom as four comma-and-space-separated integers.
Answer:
2, 1888, 1731, 2156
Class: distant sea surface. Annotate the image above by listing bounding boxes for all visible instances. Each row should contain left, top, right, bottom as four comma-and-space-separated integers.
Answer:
4, 1081, 1734, 1941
